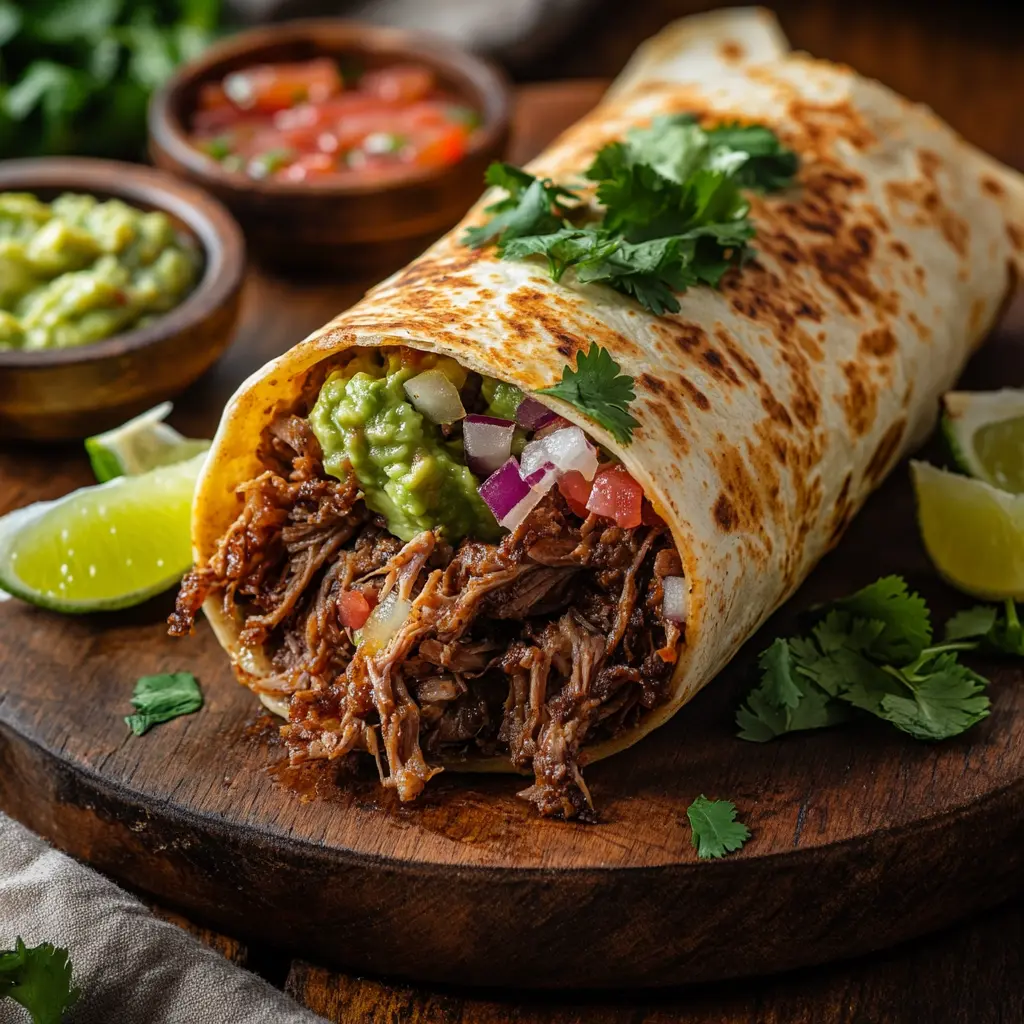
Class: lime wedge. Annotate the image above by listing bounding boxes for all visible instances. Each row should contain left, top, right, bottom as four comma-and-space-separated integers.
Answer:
912, 459, 1024, 600
942, 390, 1024, 494
0, 452, 206, 613
86, 402, 210, 483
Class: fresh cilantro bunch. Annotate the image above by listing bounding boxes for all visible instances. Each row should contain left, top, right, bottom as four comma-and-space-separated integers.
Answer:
463, 114, 798, 315
0, 0, 222, 159
0, 938, 79, 1024
945, 599, 1024, 655
737, 576, 993, 743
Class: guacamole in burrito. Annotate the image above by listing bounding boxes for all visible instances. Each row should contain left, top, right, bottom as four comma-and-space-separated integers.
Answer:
169, 8, 1024, 819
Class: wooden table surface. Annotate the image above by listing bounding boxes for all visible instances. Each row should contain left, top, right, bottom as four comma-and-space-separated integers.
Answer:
21, 4, 1024, 1019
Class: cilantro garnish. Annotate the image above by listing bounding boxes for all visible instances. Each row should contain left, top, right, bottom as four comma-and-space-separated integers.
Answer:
125, 671, 203, 735
463, 115, 798, 315
537, 343, 639, 445
461, 162, 579, 250
0, 938, 79, 1024
946, 599, 1024, 655
686, 795, 751, 859
737, 577, 994, 744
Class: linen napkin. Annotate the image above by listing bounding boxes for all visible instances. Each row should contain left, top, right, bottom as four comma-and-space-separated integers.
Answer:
0, 813, 324, 1024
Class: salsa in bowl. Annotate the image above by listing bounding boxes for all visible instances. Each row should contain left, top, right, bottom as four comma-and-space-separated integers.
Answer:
149, 20, 511, 274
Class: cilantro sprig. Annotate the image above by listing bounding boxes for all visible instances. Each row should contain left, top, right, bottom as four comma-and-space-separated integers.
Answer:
537, 343, 639, 445
686, 795, 751, 859
0, 938, 79, 1024
946, 599, 1024, 655
737, 577, 996, 744
125, 671, 203, 735
462, 115, 798, 315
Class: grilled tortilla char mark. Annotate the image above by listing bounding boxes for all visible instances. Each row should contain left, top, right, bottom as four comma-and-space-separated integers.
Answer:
172, 411, 682, 820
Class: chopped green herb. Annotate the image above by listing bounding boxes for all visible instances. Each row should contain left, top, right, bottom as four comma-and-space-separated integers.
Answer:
462, 161, 579, 250
201, 134, 233, 161
946, 599, 1024, 655
0, 937, 79, 1024
247, 148, 294, 179
125, 671, 203, 735
537, 343, 639, 445
447, 104, 482, 130
0, 0, 222, 160
737, 577, 994, 744
686, 795, 751, 859
463, 116, 797, 315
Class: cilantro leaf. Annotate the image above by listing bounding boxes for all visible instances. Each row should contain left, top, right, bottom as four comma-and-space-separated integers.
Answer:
832, 575, 932, 662
946, 599, 1024, 655
876, 654, 991, 741
704, 121, 800, 191
462, 162, 578, 249
536, 343, 639, 445
125, 671, 203, 736
686, 795, 751, 859
0, 937, 79, 1024
735, 634, 853, 741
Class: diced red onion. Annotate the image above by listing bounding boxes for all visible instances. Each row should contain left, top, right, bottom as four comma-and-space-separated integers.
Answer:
403, 369, 466, 424
463, 415, 515, 476
520, 426, 599, 485
516, 396, 557, 431
533, 415, 572, 439
479, 457, 544, 532
663, 576, 688, 623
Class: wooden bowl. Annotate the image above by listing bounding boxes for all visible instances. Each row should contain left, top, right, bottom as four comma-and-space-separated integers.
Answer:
0, 158, 245, 442
148, 20, 512, 275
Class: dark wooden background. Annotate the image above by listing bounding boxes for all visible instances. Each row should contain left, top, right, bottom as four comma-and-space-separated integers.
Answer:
13, 1, 1024, 1020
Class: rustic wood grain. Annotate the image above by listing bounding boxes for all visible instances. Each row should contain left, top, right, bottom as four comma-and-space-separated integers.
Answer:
1, 80, 1023, 993
285, 898, 1024, 1023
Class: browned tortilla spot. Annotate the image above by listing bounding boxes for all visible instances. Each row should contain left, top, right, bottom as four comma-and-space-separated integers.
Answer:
713, 494, 738, 531
865, 419, 907, 484
859, 326, 897, 358
840, 361, 877, 437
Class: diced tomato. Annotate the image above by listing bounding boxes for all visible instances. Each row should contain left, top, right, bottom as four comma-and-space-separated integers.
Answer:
641, 498, 665, 526
338, 590, 374, 630
197, 82, 233, 112
361, 65, 435, 104
276, 152, 339, 182
413, 124, 468, 169
586, 465, 644, 528
223, 58, 343, 114
557, 470, 593, 518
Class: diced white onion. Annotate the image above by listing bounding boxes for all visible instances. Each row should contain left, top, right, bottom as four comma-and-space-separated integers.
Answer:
520, 426, 599, 485
403, 369, 466, 424
359, 590, 413, 653
463, 415, 516, 476
662, 576, 688, 623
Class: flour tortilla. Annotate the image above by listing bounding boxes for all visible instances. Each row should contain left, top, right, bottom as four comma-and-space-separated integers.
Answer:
193, 7, 1024, 768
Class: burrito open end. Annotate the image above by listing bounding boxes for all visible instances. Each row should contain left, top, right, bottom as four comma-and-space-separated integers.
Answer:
169, 8, 1024, 819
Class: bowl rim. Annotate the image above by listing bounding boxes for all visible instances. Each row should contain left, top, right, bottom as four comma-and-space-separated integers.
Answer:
0, 157, 246, 370
148, 18, 513, 198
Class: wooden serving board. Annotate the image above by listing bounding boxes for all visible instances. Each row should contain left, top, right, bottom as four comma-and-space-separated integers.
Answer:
2, 82, 1024, 991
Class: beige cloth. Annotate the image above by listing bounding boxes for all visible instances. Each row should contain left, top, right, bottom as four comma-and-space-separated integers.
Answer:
0, 814, 323, 1024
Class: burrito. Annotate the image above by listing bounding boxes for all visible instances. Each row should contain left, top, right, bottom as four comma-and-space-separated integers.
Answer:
170, 8, 1024, 818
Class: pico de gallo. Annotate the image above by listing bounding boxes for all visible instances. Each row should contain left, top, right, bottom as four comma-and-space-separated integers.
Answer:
188, 58, 481, 183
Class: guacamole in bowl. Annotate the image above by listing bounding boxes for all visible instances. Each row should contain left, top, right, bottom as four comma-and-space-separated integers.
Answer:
0, 191, 201, 351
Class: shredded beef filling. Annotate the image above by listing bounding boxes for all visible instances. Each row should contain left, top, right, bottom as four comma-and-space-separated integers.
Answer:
172, 412, 683, 820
